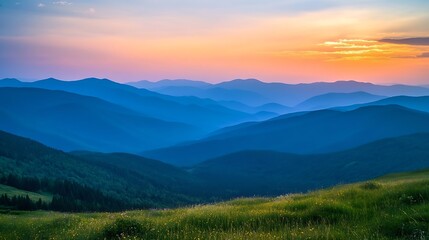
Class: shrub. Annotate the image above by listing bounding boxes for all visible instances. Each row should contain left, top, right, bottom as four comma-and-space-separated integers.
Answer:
360, 182, 382, 190
102, 218, 149, 239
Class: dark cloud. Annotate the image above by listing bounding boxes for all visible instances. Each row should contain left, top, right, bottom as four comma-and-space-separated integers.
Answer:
380, 37, 429, 46
417, 52, 429, 58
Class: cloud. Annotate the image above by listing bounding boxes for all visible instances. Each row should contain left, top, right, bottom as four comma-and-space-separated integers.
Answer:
321, 39, 379, 49
380, 37, 429, 46
417, 52, 429, 58
319, 39, 386, 57
52, 1, 72, 6
37, 3, 45, 7
305, 38, 427, 61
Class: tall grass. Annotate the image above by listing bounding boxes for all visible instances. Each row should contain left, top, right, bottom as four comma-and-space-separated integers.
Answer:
0, 171, 428, 239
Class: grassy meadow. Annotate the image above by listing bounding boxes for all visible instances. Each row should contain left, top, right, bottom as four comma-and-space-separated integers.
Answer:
0, 184, 52, 203
0, 169, 428, 240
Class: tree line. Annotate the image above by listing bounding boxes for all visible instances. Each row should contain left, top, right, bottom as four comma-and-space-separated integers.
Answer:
0, 174, 131, 212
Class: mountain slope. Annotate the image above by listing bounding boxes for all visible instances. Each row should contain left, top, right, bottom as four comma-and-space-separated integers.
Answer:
337, 95, 429, 113
0, 87, 200, 152
72, 151, 197, 194
0, 130, 203, 208
145, 105, 429, 165
295, 91, 385, 111
192, 133, 429, 197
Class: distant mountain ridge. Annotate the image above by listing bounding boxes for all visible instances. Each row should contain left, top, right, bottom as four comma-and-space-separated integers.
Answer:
145, 85, 271, 107
127, 78, 429, 106
129, 79, 212, 89
5, 77, 428, 118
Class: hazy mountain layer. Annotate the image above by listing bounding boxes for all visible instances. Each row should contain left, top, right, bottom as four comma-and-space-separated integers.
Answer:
145, 105, 429, 166
0, 87, 201, 152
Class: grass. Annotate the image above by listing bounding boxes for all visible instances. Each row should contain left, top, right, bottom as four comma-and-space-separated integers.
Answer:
0, 169, 428, 240
0, 184, 52, 203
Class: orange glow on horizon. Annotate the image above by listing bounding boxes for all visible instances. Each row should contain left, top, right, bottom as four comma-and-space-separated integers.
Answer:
2, 2, 428, 84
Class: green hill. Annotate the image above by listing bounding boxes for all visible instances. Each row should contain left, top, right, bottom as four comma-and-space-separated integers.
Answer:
191, 133, 429, 198
0, 168, 428, 239
0, 130, 204, 209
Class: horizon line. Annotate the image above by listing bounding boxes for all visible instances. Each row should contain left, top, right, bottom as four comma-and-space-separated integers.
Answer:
1, 77, 426, 87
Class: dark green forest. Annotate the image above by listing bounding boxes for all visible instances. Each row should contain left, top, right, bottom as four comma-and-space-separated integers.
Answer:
0, 174, 128, 211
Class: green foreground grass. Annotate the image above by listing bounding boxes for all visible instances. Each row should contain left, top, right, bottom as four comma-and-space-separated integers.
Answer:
1, 170, 428, 240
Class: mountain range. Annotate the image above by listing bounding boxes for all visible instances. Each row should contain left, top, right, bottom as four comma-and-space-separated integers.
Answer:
129, 79, 429, 106
2, 77, 429, 159
145, 105, 429, 166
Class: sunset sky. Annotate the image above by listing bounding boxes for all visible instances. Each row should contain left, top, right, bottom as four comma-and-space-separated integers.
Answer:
1, 0, 429, 84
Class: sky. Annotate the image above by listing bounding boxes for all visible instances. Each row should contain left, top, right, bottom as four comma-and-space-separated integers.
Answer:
1, 0, 429, 84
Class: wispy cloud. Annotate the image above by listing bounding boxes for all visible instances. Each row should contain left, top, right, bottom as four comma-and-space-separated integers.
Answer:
321, 39, 379, 50
380, 37, 429, 46
316, 39, 392, 60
